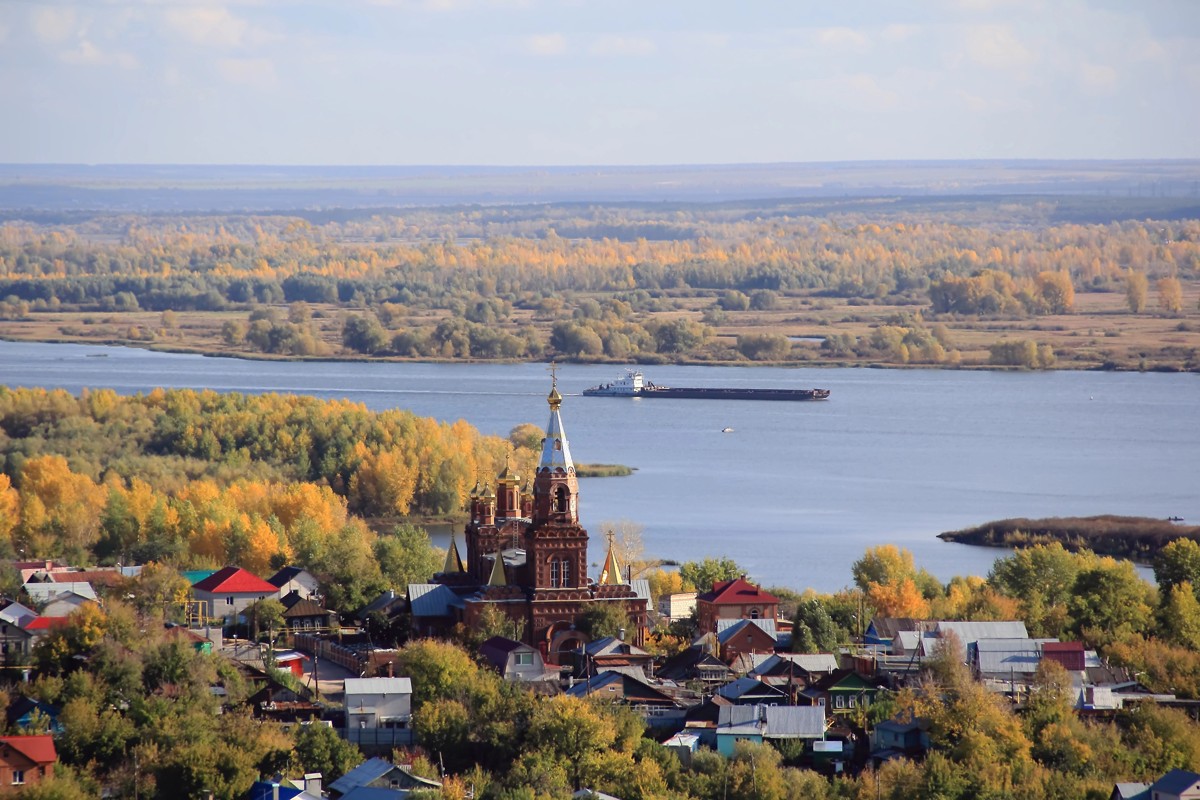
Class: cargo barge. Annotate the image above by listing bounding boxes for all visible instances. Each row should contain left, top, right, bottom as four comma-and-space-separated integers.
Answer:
583, 370, 830, 401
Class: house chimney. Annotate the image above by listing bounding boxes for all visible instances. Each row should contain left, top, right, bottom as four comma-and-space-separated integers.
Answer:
618, 628, 626, 642
304, 773, 322, 795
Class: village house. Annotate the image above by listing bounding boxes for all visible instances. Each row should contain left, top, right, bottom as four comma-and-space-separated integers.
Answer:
566, 670, 686, 728
696, 578, 781, 635
715, 705, 828, 758
713, 618, 780, 663
190, 566, 279, 626
268, 566, 322, 601
343, 677, 414, 748
478, 636, 558, 683
801, 669, 886, 716
0, 601, 38, 664
0, 734, 57, 789
327, 757, 441, 799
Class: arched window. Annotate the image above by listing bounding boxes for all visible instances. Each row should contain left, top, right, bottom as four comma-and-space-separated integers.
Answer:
553, 485, 568, 513
750, 607, 760, 619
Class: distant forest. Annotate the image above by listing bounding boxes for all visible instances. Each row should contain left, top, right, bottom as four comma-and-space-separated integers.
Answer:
0, 191, 1197, 370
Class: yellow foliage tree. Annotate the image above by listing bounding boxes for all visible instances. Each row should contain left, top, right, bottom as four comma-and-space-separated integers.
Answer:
867, 577, 930, 618
0, 474, 18, 545
16, 455, 107, 557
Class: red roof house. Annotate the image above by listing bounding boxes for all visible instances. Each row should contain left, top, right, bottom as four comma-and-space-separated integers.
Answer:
696, 577, 781, 635
0, 734, 57, 788
191, 567, 279, 627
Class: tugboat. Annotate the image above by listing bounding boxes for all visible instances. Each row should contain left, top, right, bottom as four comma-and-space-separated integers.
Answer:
583, 369, 830, 401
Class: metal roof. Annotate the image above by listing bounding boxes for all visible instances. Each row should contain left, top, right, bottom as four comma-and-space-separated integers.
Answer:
750, 653, 838, 677
935, 620, 1028, 643
716, 618, 777, 645
343, 677, 413, 696
24, 582, 97, 602
975, 639, 1043, 676
716, 704, 826, 738
407, 584, 465, 618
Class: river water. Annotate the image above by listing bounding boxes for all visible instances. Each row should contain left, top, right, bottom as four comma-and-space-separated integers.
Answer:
1, 341, 1195, 593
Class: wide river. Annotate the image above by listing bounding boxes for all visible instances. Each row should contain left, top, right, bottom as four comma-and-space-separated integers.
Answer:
1, 341, 1195, 593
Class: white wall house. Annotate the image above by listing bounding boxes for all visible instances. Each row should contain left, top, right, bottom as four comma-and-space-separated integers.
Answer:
343, 677, 414, 748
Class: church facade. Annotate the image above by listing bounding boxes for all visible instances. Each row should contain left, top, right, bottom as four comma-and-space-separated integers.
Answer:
429, 378, 648, 664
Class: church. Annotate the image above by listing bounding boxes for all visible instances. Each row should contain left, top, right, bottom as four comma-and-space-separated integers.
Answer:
413, 377, 649, 664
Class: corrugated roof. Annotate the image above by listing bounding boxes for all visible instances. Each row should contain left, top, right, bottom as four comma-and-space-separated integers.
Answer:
763, 706, 827, 738
407, 584, 465, 617
327, 758, 395, 795
975, 639, 1043, 676
716, 618, 777, 645
935, 620, 1028, 643
24, 582, 97, 602
716, 677, 787, 701
343, 677, 412, 696
0, 601, 37, 627
630, 579, 650, 602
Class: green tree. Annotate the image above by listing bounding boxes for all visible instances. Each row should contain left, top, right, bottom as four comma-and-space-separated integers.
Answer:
792, 599, 839, 653
678, 556, 744, 593
1069, 559, 1155, 644
1160, 582, 1200, 650
293, 719, 362, 782
526, 696, 620, 790
1154, 538, 1200, 596
577, 603, 631, 640
342, 313, 388, 354
246, 598, 285, 644
375, 524, 441, 590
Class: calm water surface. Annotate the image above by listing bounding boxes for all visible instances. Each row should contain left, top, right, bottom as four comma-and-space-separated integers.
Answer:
2, 341, 1195, 592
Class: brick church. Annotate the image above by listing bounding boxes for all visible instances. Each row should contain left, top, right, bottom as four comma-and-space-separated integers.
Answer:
426, 377, 648, 664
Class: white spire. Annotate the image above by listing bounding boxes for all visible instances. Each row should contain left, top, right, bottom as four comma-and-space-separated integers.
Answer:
538, 371, 574, 473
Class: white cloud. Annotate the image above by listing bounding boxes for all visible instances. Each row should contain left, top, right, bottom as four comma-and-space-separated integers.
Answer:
60, 40, 139, 70
524, 33, 566, 56
163, 6, 251, 49
816, 27, 870, 51
31, 8, 78, 44
1078, 62, 1117, 94
217, 57, 277, 89
880, 24, 919, 43
838, 73, 899, 110
964, 24, 1036, 71
589, 35, 655, 57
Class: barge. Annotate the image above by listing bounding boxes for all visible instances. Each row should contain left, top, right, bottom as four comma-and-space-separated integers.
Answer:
583, 370, 830, 401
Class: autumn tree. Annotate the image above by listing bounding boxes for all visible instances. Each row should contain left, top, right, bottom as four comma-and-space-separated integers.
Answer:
1158, 276, 1184, 314
1126, 269, 1149, 313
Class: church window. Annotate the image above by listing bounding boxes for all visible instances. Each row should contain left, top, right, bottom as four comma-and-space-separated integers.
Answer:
553, 485, 568, 513
555, 439, 562, 451
550, 558, 571, 588
750, 608, 760, 619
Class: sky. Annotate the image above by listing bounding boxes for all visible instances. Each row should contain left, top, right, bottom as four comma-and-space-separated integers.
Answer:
2, 0, 1199, 165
